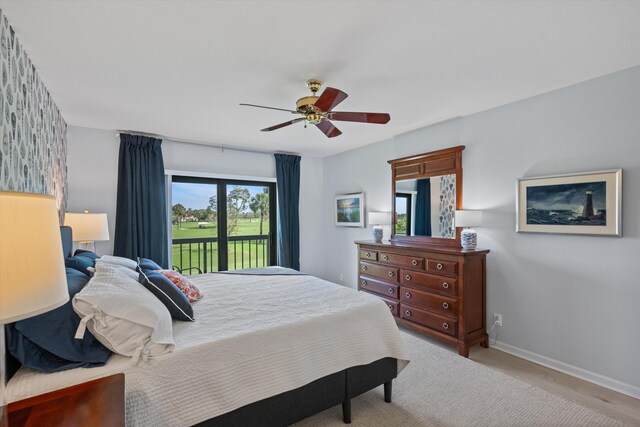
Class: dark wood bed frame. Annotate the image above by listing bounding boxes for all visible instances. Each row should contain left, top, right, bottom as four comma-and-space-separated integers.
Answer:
4, 226, 399, 426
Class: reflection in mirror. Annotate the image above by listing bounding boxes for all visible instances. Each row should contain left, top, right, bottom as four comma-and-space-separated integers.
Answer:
395, 174, 456, 238
394, 193, 412, 236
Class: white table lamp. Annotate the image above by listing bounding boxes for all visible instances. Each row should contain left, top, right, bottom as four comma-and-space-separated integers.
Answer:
0, 192, 70, 425
368, 212, 391, 243
455, 210, 483, 250
64, 211, 109, 252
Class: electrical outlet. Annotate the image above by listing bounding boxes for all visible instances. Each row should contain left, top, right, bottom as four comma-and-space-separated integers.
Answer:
494, 313, 503, 327
339, 273, 344, 282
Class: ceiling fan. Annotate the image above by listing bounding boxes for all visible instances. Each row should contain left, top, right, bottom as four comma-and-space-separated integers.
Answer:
239, 79, 391, 138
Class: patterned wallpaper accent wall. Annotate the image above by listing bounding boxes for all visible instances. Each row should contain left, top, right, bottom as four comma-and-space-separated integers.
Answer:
0, 8, 67, 222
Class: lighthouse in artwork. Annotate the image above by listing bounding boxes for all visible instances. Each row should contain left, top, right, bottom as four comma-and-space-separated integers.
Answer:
583, 190, 594, 218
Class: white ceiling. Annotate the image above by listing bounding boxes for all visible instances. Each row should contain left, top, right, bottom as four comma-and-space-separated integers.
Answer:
2, 1, 640, 157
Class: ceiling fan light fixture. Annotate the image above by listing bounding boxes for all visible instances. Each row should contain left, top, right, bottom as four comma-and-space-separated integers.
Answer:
305, 113, 322, 125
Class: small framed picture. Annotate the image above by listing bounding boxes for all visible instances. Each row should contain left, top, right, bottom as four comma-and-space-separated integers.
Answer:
516, 169, 622, 236
335, 193, 365, 227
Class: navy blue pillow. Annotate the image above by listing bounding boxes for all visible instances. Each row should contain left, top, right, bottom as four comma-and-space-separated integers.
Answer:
5, 268, 112, 373
137, 257, 162, 272
74, 249, 100, 261
65, 254, 96, 276
138, 271, 194, 321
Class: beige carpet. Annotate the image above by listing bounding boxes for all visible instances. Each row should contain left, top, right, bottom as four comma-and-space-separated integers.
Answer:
295, 331, 624, 427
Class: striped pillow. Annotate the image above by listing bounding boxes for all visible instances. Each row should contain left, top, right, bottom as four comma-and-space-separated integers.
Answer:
138, 270, 194, 322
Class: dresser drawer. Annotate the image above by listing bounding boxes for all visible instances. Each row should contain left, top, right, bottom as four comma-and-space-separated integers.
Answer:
379, 252, 425, 270
359, 289, 400, 316
401, 270, 457, 296
401, 287, 458, 317
381, 297, 399, 317
401, 304, 458, 337
426, 259, 458, 276
359, 276, 399, 299
359, 249, 378, 262
360, 262, 400, 282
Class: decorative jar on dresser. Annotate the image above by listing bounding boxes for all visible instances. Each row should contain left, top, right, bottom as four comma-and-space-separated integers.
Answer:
357, 145, 489, 357
356, 241, 488, 357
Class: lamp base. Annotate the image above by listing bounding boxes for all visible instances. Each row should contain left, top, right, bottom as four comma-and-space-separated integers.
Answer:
372, 226, 383, 243
461, 228, 477, 250
79, 241, 96, 253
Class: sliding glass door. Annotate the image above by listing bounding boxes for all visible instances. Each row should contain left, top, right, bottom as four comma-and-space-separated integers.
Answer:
170, 176, 276, 274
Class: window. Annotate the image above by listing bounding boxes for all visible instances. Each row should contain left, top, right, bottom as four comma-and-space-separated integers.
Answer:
170, 176, 276, 274
395, 193, 412, 236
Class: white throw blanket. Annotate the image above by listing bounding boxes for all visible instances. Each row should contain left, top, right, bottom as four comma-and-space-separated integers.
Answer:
8, 273, 409, 426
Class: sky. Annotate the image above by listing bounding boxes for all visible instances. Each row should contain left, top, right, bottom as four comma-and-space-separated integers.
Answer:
172, 183, 267, 210
526, 181, 606, 211
396, 197, 407, 215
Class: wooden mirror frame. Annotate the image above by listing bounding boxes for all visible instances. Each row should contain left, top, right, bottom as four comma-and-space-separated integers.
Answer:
388, 145, 465, 247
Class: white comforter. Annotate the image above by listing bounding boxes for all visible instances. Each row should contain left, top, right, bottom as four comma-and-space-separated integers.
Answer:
7, 272, 409, 426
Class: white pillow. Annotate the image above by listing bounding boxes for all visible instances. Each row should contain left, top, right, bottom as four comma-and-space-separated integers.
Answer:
73, 263, 174, 360
100, 255, 138, 271
95, 260, 139, 281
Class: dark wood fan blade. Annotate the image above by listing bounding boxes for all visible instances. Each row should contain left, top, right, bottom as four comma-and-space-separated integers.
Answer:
261, 118, 305, 132
240, 103, 298, 113
315, 120, 342, 138
314, 87, 348, 112
329, 112, 390, 124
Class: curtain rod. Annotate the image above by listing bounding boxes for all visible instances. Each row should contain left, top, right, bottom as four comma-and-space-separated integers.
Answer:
115, 130, 300, 157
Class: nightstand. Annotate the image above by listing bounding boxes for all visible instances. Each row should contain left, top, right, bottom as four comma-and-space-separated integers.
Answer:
8, 373, 124, 427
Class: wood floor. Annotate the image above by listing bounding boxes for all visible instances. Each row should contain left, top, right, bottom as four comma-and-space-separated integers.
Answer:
402, 328, 640, 425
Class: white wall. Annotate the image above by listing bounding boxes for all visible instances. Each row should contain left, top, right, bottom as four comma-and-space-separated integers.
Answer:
66, 127, 323, 273
317, 66, 640, 396
66, 127, 119, 255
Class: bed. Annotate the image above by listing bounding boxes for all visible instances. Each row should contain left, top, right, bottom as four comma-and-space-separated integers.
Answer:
5, 227, 409, 426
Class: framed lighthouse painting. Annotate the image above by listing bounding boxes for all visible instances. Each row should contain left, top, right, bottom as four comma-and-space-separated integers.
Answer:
516, 169, 622, 236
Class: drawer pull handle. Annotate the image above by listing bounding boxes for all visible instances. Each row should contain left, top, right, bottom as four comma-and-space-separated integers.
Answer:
366, 252, 371, 258
412, 259, 418, 266
383, 255, 389, 261
436, 263, 443, 270
388, 288, 394, 294
361, 280, 367, 286
388, 304, 393, 311
405, 292, 411, 299
405, 274, 411, 281
442, 323, 449, 330
362, 265, 367, 271
405, 310, 411, 317
442, 302, 449, 309
442, 282, 450, 289
388, 271, 394, 277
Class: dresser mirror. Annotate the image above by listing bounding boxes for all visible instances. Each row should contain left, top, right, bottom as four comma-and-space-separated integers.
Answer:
389, 146, 464, 246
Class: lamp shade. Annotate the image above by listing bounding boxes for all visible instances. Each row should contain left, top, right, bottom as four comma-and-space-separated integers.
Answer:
0, 192, 69, 324
368, 212, 391, 226
455, 210, 483, 227
64, 212, 110, 242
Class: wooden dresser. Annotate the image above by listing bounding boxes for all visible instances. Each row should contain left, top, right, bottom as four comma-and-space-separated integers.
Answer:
356, 240, 489, 357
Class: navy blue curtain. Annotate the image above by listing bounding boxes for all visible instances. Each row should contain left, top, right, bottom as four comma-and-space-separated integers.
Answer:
414, 178, 431, 236
114, 134, 168, 268
274, 154, 301, 270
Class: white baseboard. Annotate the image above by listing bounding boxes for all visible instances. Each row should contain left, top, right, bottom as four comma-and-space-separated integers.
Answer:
492, 340, 640, 400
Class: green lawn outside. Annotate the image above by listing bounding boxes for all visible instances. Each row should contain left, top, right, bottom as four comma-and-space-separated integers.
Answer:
171, 219, 271, 274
